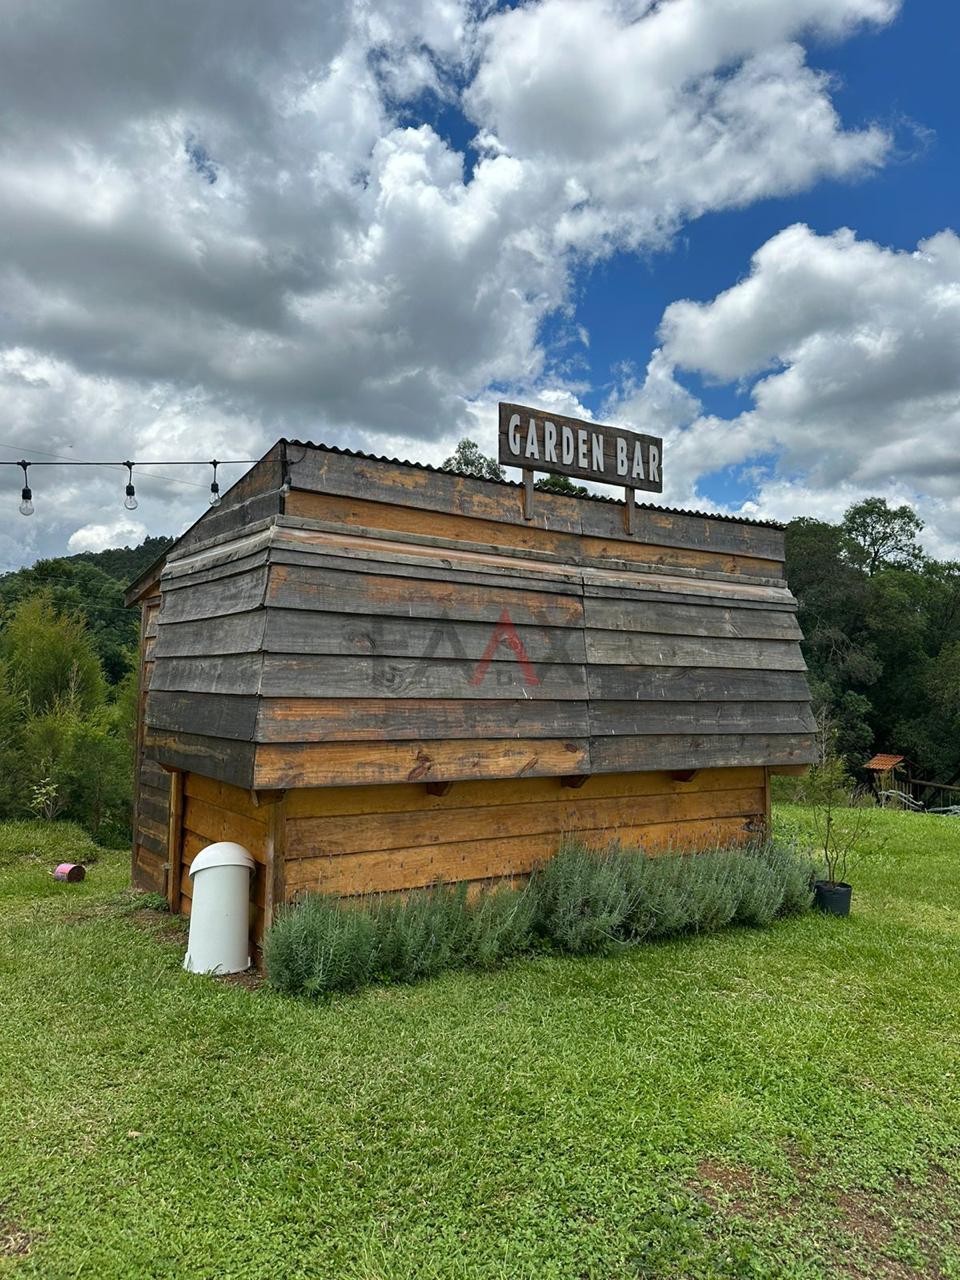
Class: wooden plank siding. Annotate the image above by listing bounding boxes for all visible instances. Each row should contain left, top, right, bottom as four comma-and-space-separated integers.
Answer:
143, 492, 815, 789
131, 595, 168, 894
144, 532, 819, 788
282, 768, 768, 899
132, 443, 813, 819
282, 446, 787, 560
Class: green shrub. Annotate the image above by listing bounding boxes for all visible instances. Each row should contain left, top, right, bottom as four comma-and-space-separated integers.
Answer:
763, 837, 816, 915
734, 852, 786, 926
463, 881, 537, 968
264, 895, 379, 996
620, 851, 694, 940
373, 883, 470, 984
264, 837, 817, 999
534, 839, 630, 954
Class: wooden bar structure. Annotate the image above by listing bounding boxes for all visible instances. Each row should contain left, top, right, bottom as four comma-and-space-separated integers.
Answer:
125, 439, 815, 955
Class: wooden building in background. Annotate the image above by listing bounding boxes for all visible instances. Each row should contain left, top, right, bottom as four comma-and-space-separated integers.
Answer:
125, 439, 815, 951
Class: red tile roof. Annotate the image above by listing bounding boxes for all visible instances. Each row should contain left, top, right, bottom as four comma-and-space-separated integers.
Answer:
865, 753, 906, 771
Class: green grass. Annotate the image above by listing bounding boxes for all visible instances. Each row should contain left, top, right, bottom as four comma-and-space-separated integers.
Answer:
2, 807, 960, 1278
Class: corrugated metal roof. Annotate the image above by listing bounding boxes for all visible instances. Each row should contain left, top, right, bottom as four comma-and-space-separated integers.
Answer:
865, 753, 906, 770
283, 438, 786, 530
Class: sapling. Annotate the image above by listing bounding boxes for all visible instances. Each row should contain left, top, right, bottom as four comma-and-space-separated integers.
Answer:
803, 758, 871, 887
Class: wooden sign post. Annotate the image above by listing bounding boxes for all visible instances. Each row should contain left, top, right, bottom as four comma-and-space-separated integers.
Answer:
498, 402, 662, 529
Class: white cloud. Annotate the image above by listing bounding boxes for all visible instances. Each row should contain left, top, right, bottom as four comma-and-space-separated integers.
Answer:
467, 0, 894, 251
616, 223, 960, 549
67, 518, 148, 554
0, 0, 904, 566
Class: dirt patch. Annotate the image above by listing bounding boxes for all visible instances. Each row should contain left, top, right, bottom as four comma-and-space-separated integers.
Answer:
1, 1218, 34, 1259
126, 908, 188, 948
215, 967, 266, 993
692, 1158, 758, 1217
689, 1151, 958, 1278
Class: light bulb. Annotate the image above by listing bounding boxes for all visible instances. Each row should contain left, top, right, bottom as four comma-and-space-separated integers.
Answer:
209, 483, 221, 507
19, 490, 33, 516
124, 483, 138, 510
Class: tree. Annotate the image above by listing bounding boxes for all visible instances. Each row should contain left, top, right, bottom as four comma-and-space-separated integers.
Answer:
441, 439, 504, 481
534, 473, 589, 496
0, 593, 105, 714
0, 557, 137, 683
841, 497, 925, 575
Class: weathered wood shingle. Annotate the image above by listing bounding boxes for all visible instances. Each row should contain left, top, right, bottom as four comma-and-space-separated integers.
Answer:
141, 443, 815, 788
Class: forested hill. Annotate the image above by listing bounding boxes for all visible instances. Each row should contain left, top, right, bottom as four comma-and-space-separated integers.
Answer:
0, 535, 172, 683
70, 536, 173, 585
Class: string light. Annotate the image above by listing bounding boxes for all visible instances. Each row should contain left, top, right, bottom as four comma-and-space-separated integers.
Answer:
3, 456, 259, 516
18, 461, 33, 517
123, 461, 138, 511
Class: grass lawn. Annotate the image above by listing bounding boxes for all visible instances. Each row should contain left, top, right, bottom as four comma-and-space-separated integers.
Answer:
2, 808, 960, 1279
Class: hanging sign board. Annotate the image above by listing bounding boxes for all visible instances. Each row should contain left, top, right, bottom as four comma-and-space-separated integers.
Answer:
498, 402, 662, 493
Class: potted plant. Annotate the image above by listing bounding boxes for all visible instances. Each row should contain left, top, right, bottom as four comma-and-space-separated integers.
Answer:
804, 758, 869, 916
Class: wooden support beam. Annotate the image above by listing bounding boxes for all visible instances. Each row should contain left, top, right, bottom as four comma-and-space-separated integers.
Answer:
522, 468, 534, 520
166, 769, 184, 912
264, 791, 288, 935
425, 781, 452, 797
624, 486, 635, 535
561, 774, 588, 789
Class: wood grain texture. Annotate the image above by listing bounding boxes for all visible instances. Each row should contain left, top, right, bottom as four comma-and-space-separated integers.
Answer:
145, 728, 256, 790
149, 654, 263, 695
262, 610, 587, 663
267, 560, 584, 624
133, 845, 166, 894
285, 815, 759, 897
285, 784, 766, 858
254, 737, 589, 788
587, 665, 811, 702
271, 520, 788, 596
159, 566, 268, 623
152, 611, 267, 658
165, 770, 184, 911
182, 795, 268, 860
283, 766, 764, 817
283, 445, 785, 560
256, 697, 591, 742
264, 792, 287, 931
583, 597, 802, 640
589, 733, 816, 773
256, 654, 586, 700
284, 489, 781, 579
589, 700, 817, 737
584, 631, 808, 671
184, 772, 266, 820
131, 597, 169, 893
147, 691, 260, 740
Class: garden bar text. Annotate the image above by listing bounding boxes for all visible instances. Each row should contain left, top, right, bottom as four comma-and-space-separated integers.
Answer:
498, 402, 663, 493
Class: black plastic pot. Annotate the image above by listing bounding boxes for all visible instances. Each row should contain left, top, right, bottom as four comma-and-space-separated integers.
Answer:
814, 880, 852, 917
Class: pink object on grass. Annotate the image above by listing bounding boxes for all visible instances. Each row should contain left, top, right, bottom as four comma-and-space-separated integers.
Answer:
53, 863, 85, 883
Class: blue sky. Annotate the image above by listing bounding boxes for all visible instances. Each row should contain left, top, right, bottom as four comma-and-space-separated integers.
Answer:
2, 0, 959, 564
569, 0, 958, 511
